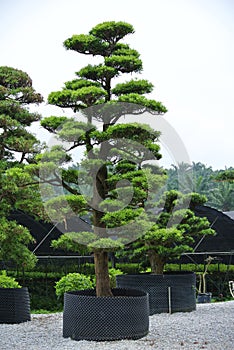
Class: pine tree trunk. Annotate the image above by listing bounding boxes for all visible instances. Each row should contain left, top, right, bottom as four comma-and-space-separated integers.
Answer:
92, 139, 112, 296
155, 260, 165, 275
148, 251, 165, 275
94, 251, 113, 297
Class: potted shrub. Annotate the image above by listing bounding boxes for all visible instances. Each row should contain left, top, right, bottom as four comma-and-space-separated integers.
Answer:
116, 191, 216, 314
38, 20, 168, 341
55, 271, 148, 341
0, 271, 31, 324
0, 219, 38, 324
197, 256, 214, 303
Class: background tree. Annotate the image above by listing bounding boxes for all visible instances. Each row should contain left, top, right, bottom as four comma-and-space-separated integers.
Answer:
215, 169, 234, 182
40, 21, 167, 296
167, 162, 234, 211
118, 190, 215, 274
0, 66, 44, 269
210, 168, 234, 211
208, 181, 234, 212
166, 162, 214, 195
0, 66, 43, 162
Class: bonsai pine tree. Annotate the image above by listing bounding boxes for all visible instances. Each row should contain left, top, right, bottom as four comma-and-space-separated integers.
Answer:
40, 21, 167, 296
0, 66, 44, 269
120, 190, 216, 274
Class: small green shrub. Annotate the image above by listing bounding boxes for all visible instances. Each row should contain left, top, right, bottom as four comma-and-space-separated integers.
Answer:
92, 268, 123, 288
109, 268, 123, 288
55, 273, 94, 298
0, 270, 21, 288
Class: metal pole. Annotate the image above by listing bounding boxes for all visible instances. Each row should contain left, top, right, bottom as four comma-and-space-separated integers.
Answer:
168, 286, 172, 314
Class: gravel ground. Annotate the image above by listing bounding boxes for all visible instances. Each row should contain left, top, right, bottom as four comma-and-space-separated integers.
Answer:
0, 300, 234, 350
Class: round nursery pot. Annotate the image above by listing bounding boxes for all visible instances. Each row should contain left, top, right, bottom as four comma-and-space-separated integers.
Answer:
0, 287, 31, 324
197, 292, 212, 303
63, 288, 149, 341
116, 272, 196, 315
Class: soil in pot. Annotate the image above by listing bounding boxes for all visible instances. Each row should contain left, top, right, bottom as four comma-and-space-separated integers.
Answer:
63, 288, 149, 341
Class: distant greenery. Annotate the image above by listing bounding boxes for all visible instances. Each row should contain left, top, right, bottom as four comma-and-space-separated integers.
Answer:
166, 162, 234, 211
215, 169, 234, 182
164, 263, 234, 273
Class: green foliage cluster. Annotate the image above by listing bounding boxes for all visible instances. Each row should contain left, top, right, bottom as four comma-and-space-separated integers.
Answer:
0, 66, 45, 269
215, 169, 234, 182
47, 21, 167, 111
0, 66, 43, 162
0, 270, 21, 288
118, 190, 215, 274
112, 79, 153, 96
55, 273, 94, 297
146, 263, 234, 273
108, 268, 123, 288
0, 218, 37, 269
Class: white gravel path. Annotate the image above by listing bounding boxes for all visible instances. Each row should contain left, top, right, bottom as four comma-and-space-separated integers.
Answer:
0, 300, 234, 350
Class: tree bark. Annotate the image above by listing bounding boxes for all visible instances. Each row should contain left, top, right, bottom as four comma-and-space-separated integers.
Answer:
148, 250, 165, 275
91, 140, 113, 296
94, 251, 113, 296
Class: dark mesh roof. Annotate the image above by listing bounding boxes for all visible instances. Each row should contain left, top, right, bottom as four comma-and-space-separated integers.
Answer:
8, 209, 91, 256
193, 205, 234, 254
7, 206, 234, 258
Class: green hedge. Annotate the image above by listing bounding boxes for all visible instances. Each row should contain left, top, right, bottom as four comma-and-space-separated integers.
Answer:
5, 263, 234, 311
17, 276, 63, 311
116, 263, 141, 274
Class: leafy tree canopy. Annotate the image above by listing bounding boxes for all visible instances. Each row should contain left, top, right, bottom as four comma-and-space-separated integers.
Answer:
0, 66, 43, 163
47, 21, 167, 114
118, 190, 215, 274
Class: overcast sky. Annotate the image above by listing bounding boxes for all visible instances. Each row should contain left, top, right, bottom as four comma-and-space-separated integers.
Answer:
1, 0, 233, 170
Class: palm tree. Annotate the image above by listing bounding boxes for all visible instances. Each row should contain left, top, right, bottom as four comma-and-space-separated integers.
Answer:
167, 162, 214, 195
208, 182, 234, 211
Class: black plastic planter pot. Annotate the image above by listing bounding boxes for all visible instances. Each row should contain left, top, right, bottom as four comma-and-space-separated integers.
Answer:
0, 287, 31, 324
197, 292, 212, 303
63, 288, 149, 341
116, 272, 196, 315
